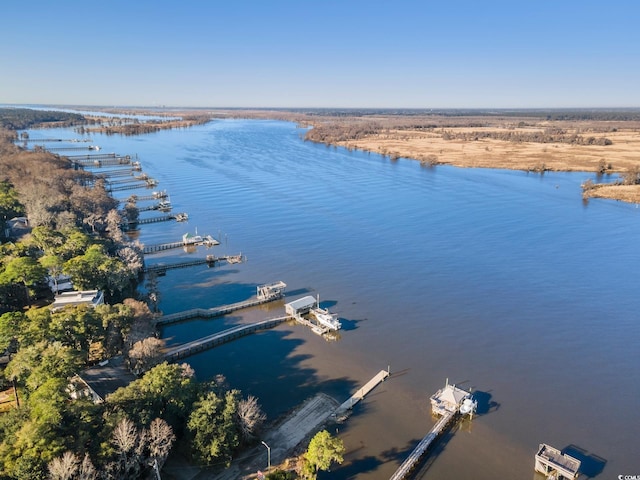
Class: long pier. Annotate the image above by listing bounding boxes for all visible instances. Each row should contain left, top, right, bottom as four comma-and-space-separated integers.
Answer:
95, 169, 138, 178
135, 203, 170, 213
155, 293, 285, 326
124, 213, 187, 230
143, 254, 244, 274
45, 146, 98, 152
335, 369, 390, 417
143, 236, 218, 254
105, 176, 149, 185
22, 138, 90, 143
121, 191, 167, 203
65, 152, 116, 158
388, 410, 458, 480
163, 316, 288, 362
109, 182, 150, 192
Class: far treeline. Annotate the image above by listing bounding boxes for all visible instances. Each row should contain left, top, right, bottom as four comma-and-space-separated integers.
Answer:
0, 108, 85, 130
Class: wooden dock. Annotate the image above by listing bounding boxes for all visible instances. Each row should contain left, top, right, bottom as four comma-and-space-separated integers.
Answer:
95, 169, 137, 178
46, 146, 97, 152
143, 235, 218, 254
163, 316, 288, 361
143, 253, 244, 274
125, 213, 186, 228
65, 153, 117, 160
155, 292, 285, 326
388, 410, 458, 480
109, 182, 150, 192
335, 369, 390, 417
135, 203, 170, 213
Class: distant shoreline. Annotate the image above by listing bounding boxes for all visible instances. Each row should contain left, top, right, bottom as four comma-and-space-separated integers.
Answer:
77, 107, 640, 204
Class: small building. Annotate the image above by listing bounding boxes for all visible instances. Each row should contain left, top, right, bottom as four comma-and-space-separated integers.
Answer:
430, 379, 474, 416
51, 290, 104, 312
534, 443, 581, 479
285, 295, 317, 317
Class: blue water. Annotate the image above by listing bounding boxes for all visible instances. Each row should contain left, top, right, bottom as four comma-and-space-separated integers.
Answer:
29, 120, 640, 478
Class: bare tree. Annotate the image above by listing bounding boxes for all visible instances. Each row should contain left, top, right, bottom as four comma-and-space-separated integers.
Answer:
128, 337, 166, 374
110, 417, 146, 479
147, 418, 176, 469
48, 451, 79, 480
105, 209, 124, 242
117, 245, 144, 275
77, 454, 98, 480
237, 395, 267, 441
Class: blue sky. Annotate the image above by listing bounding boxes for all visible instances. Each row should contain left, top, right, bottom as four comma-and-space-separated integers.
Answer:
1, 0, 638, 108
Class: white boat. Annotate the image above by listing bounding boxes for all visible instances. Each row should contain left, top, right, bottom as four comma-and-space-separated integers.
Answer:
157, 198, 172, 210
182, 232, 203, 245
459, 396, 478, 416
310, 307, 341, 331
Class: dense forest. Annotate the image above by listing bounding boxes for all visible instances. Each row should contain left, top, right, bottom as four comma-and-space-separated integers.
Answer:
0, 108, 85, 130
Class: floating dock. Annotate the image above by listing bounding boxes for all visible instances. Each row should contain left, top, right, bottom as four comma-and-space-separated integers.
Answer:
163, 316, 289, 361
534, 444, 581, 480
154, 282, 286, 326
389, 380, 477, 480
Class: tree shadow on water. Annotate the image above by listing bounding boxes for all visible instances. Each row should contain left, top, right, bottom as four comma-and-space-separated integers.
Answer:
182, 327, 359, 419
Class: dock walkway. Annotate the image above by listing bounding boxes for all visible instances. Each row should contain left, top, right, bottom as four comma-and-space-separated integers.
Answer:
388, 410, 457, 480
335, 369, 390, 416
143, 254, 243, 275
163, 316, 288, 362
155, 293, 285, 326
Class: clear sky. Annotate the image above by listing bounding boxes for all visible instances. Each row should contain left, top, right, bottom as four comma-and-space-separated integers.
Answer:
1, 0, 639, 108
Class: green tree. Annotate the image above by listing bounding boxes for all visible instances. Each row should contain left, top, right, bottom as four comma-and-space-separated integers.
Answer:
0, 311, 25, 352
0, 256, 47, 301
49, 305, 105, 355
303, 430, 345, 478
20, 306, 52, 346
63, 244, 134, 296
39, 253, 65, 292
107, 362, 198, 430
28, 226, 66, 254
187, 390, 241, 467
58, 228, 91, 261
4, 341, 83, 391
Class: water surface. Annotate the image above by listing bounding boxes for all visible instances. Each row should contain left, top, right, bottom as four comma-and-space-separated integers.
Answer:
31, 120, 639, 478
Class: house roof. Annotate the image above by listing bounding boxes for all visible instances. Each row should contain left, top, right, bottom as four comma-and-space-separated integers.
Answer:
78, 356, 136, 401
51, 290, 103, 311
437, 384, 470, 405
285, 295, 317, 311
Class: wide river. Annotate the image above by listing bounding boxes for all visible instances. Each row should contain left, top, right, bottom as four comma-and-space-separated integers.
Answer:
33, 119, 639, 478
